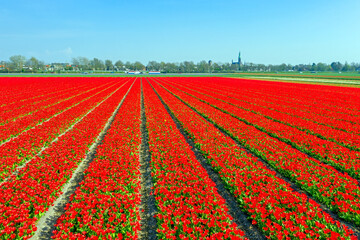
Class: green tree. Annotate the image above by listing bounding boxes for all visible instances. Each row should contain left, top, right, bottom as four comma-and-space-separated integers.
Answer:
72, 57, 80, 66
316, 63, 327, 71
9, 55, 26, 71
114, 60, 124, 71
279, 63, 287, 71
342, 62, 351, 72
90, 58, 105, 70
27, 57, 40, 72
310, 63, 316, 71
212, 62, 222, 72
147, 61, 161, 71
160, 62, 166, 72
331, 62, 343, 71
183, 61, 195, 73
163, 62, 177, 73
125, 61, 133, 70
197, 60, 209, 73
105, 60, 113, 71
351, 62, 359, 72
78, 57, 90, 70
134, 61, 145, 71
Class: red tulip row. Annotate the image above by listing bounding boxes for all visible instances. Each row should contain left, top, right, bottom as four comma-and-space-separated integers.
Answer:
232, 86, 360, 134
238, 78, 358, 116
154, 79, 360, 226
0, 80, 133, 240
143, 79, 246, 239
244, 79, 360, 115
180, 78, 360, 134
0, 79, 115, 125
0, 79, 88, 117
156, 78, 360, 180
158, 77, 360, 150
0, 77, 90, 108
163, 77, 360, 134
52, 79, 142, 240
173, 77, 360, 121
0, 80, 120, 144
0, 79, 129, 182
148, 79, 357, 239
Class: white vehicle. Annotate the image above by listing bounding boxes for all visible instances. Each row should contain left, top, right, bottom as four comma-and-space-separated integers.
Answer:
128, 71, 141, 75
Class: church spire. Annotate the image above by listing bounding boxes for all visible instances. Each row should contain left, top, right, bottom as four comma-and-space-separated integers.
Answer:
231, 51, 242, 71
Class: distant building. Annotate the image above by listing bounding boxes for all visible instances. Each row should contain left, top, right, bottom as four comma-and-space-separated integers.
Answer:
48, 63, 70, 71
232, 52, 242, 71
0, 61, 6, 70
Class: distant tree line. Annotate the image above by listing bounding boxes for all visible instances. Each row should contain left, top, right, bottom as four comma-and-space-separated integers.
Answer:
1, 55, 360, 73
246, 62, 360, 73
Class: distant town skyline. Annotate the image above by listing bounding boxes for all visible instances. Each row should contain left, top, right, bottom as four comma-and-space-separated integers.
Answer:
1, 0, 359, 65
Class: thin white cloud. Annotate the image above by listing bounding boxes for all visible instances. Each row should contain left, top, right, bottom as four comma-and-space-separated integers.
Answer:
45, 47, 73, 57
63, 47, 73, 56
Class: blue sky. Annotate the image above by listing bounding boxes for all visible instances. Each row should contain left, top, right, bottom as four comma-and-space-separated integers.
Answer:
1, 0, 359, 64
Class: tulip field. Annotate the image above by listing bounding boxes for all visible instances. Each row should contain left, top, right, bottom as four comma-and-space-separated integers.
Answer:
0, 76, 360, 240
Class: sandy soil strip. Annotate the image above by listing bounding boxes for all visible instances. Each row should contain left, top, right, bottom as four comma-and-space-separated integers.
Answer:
29, 79, 135, 240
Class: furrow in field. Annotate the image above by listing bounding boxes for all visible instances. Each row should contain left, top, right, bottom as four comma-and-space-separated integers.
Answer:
0, 77, 89, 107
173, 77, 360, 126
0, 79, 93, 119
32, 79, 137, 240
196, 77, 360, 116
0, 80, 120, 145
0, 79, 116, 127
0, 80, 133, 239
139, 79, 158, 240
0, 79, 129, 183
170, 78, 360, 134
153, 78, 360, 227
148, 78, 358, 239
160, 78, 360, 150
142, 79, 246, 239
0, 79, 114, 126
156, 78, 360, 180
148, 79, 265, 240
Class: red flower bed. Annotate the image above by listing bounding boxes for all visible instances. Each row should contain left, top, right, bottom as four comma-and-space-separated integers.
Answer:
159, 77, 360, 149
0, 80, 120, 144
168, 76, 360, 123
143, 79, 246, 239
0, 77, 91, 109
154, 78, 360, 226
2, 76, 360, 239
156, 78, 360, 179
173, 77, 360, 130
0, 79, 114, 125
149, 79, 356, 239
53, 79, 141, 239
0, 79, 129, 181
0, 80, 133, 239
